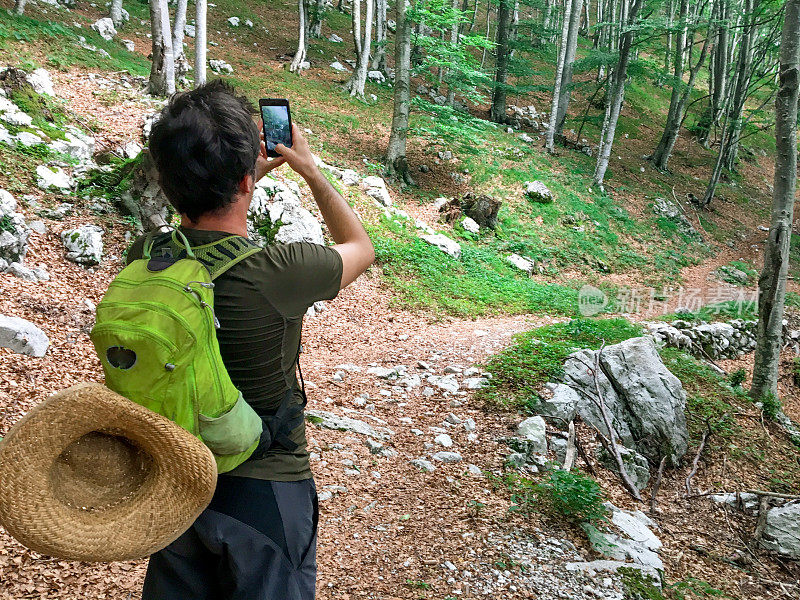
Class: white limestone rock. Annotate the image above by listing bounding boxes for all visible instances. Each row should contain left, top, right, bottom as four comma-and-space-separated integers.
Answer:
61, 224, 103, 265
420, 234, 461, 259
0, 315, 49, 357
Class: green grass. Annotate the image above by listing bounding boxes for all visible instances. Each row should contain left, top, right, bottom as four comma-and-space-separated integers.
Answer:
659, 300, 759, 323
479, 318, 642, 411
0, 10, 150, 77
370, 214, 582, 316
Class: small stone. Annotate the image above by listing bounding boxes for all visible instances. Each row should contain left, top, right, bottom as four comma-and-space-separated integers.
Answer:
227, 16, 241, 26
411, 458, 435, 472
434, 433, 453, 448
91, 17, 117, 41
524, 180, 553, 204
432, 451, 462, 463
328, 34, 343, 43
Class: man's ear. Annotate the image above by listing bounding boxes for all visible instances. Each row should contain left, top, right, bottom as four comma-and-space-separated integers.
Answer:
238, 172, 255, 196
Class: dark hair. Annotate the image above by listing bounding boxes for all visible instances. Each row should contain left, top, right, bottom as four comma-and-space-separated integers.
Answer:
148, 80, 260, 222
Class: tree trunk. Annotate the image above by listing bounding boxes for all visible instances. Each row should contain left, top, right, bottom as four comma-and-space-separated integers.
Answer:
310, 0, 326, 38
664, 0, 675, 74
446, 0, 460, 106
720, 0, 757, 171
110, 0, 124, 28
347, 0, 375, 96
750, 0, 799, 401
490, 0, 514, 122
541, 0, 554, 45
554, 0, 585, 136
149, 0, 176, 97
592, 0, 641, 189
290, 0, 310, 72
13, 0, 27, 16
702, 0, 757, 204
371, 0, 388, 71
172, 0, 190, 80
195, 0, 207, 87
386, 0, 414, 185
650, 0, 689, 169
546, 0, 576, 152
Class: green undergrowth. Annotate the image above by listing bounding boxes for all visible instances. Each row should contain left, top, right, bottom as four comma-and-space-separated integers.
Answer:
0, 9, 150, 77
368, 215, 582, 317
490, 469, 608, 525
659, 300, 759, 323
479, 318, 642, 411
76, 155, 141, 199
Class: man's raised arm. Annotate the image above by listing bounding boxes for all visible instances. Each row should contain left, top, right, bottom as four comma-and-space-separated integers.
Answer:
275, 124, 375, 289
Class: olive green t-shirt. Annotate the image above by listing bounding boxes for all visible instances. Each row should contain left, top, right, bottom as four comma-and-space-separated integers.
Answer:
127, 227, 343, 481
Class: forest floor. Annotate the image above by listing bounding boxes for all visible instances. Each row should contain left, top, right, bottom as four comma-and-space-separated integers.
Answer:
1, 1, 800, 599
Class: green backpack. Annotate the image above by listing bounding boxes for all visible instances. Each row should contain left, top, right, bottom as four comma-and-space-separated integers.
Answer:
90, 229, 265, 473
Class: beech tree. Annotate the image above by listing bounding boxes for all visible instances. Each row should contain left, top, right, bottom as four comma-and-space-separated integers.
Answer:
546, 0, 583, 152
592, 0, 644, 189
290, 0, 311, 72
310, 0, 328, 37
386, 0, 414, 184
750, 0, 799, 402
172, 0, 190, 79
149, 0, 176, 96
110, 0, 124, 28
13, 0, 26, 16
372, 0, 390, 71
649, 0, 710, 170
195, 0, 208, 87
347, 0, 376, 96
490, 0, 515, 122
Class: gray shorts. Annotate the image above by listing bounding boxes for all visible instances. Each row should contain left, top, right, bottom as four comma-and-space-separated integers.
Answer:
142, 476, 318, 600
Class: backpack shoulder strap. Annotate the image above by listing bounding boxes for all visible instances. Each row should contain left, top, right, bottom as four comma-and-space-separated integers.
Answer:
169, 231, 262, 280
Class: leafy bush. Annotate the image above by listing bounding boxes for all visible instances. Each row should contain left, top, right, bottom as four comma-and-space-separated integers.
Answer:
532, 469, 608, 524
728, 368, 747, 388
760, 392, 782, 421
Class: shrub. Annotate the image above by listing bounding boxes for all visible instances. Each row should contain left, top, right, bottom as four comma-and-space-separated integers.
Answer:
532, 469, 608, 524
728, 368, 746, 388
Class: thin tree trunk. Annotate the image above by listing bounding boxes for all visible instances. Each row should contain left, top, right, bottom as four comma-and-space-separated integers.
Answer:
149, 0, 176, 97
347, 0, 374, 96
386, 0, 414, 185
650, 0, 690, 168
290, 0, 310, 72
195, 0, 207, 87
554, 0, 585, 136
446, 0, 460, 106
172, 0, 189, 80
371, 0, 388, 70
490, 0, 514, 122
665, 0, 675, 74
546, 0, 575, 152
110, 0, 124, 28
720, 0, 757, 171
310, 0, 326, 37
750, 0, 799, 401
592, 0, 642, 189
13, 0, 27, 16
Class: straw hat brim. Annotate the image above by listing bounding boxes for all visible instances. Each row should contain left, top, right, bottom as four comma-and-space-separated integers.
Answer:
0, 383, 217, 562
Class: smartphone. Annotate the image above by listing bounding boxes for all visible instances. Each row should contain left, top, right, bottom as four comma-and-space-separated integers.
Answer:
259, 98, 293, 157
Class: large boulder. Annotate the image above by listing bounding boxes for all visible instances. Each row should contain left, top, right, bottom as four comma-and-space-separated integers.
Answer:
248, 177, 323, 246
36, 165, 73, 191
524, 181, 553, 204
561, 336, 689, 466
760, 503, 800, 559
91, 17, 117, 41
652, 197, 700, 240
0, 315, 49, 357
0, 189, 29, 265
61, 224, 104, 265
514, 416, 548, 455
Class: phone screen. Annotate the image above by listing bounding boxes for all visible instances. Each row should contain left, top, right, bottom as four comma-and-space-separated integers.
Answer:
261, 104, 292, 153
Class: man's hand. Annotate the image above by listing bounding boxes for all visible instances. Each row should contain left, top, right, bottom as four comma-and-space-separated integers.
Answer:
255, 119, 287, 182
274, 124, 318, 181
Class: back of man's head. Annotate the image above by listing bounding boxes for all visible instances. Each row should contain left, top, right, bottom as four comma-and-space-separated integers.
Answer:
149, 80, 260, 223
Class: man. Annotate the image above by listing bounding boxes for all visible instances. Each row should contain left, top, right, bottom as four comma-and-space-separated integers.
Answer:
128, 80, 374, 599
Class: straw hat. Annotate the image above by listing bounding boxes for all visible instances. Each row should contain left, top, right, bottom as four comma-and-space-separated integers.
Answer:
0, 383, 217, 562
